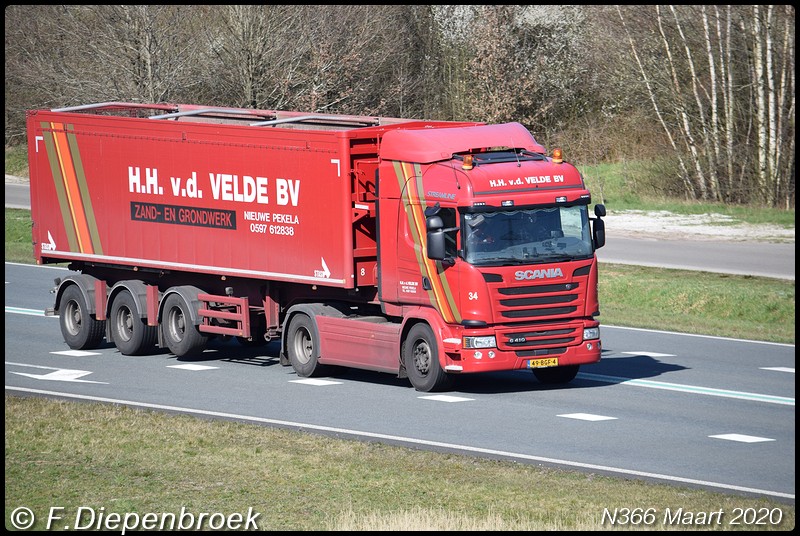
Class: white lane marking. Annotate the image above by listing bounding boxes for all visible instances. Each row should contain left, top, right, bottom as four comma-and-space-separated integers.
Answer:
419, 395, 475, 403
168, 364, 219, 371
5, 386, 794, 501
621, 351, 676, 357
558, 413, 617, 421
290, 378, 342, 386
709, 434, 776, 444
577, 373, 794, 406
5, 261, 69, 271
7, 362, 106, 384
602, 324, 794, 348
5, 306, 53, 317
51, 350, 102, 357
760, 367, 794, 373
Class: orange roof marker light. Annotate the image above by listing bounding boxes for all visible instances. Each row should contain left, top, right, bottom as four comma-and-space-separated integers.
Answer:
462, 154, 474, 170
552, 148, 563, 164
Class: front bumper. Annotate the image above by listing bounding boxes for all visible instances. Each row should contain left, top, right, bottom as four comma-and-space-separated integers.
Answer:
442, 320, 601, 373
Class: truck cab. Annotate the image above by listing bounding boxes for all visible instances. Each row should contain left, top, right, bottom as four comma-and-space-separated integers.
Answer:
377, 122, 606, 390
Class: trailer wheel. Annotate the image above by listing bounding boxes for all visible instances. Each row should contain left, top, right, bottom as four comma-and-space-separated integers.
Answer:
532, 365, 579, 384
59, 284, 105, 350
403, 323, 452, 392
286, 314, 326, 377
109, 290, 157, 355
161, 293, 208, 357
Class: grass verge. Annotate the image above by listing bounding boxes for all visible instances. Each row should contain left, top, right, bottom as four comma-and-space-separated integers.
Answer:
5, 396, 795, 531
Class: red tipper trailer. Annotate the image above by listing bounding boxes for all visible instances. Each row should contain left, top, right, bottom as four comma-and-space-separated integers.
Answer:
28, 102, 607, 391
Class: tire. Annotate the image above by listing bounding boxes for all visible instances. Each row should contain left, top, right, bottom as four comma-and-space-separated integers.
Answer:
161, 293, 208, 357
286, 314, 326, 377
403, 323, 452, 392
59, 284, 105, 350
109, 290, 157, 355
532, 364, 579, 384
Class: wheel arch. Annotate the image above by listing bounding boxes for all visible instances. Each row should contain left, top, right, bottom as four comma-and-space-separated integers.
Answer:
107, 280, 152, 320
280, 303, 344, 363
54, 274, 101, 316
398, 307, 452, 378
157, 285, 205, 326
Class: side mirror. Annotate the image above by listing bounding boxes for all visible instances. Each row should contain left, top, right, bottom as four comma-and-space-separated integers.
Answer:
593, 217, 606, 249
594, 204, 606, 217
427, 229, 447, 261
426, 214, 453, 265
426, 215, 444, 232
426, 215, 446, 261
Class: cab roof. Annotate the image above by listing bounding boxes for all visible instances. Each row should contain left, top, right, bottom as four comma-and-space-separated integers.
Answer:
379, 122, 547, 164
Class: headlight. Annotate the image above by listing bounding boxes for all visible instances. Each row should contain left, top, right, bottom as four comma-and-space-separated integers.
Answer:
463, 336, 496, 349
583, 327, 600, 340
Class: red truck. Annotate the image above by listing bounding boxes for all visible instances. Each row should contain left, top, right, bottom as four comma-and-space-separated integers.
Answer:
27, 102, 606, 392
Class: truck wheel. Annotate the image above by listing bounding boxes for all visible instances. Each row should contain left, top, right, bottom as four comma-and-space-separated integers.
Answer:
533, 365, 579, 384
109, 290, 157, 355
403, 323, 452, 392
161, 293, 208, 357
286, 314, 326, 377
59, 284, 105, 350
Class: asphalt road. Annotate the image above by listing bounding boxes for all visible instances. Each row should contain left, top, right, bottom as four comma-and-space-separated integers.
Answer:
597, 235, 795, 280
5, 262, 795, 503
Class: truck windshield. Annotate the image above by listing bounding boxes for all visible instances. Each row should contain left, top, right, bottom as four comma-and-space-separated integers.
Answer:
463, 206, 593, 266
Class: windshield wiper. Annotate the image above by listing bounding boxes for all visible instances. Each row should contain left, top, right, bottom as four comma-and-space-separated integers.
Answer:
480, 257, 530, 266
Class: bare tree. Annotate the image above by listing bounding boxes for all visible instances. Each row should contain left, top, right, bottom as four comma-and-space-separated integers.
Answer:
617, 5, 794, 207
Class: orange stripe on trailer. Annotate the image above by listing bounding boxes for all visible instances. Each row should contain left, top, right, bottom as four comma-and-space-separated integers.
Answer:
51, 123, 93, 254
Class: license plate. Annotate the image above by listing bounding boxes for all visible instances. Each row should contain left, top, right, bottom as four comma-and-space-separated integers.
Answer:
527, 357, 559, 369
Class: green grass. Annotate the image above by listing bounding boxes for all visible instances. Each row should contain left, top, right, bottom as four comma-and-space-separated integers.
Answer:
5, 208, 34, 262
579, 161, 796, 228
5, 396, 794, 531
5, 144, 29, 177
600, 264, 794, 344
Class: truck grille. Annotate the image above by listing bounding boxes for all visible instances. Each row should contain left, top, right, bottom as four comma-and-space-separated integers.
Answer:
496, 282, 581, 320
496, 325, 582, 357
490, 280, 585, 356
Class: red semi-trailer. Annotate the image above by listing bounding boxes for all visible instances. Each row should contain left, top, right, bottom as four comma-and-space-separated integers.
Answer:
28, 102, 606, 392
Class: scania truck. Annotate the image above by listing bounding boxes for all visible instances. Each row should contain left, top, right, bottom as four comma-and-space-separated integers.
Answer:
28, 102, 606, 392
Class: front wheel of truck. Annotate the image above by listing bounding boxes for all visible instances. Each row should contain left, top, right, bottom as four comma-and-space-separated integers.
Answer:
532, 364, 579, 384
403, 323, 452, 392
286, 313, 328, 377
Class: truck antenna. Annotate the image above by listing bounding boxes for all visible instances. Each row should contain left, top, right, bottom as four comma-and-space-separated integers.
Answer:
510, 132, 522, 167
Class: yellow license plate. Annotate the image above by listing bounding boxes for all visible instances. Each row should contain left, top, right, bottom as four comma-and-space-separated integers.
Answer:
527, 357, 559, 369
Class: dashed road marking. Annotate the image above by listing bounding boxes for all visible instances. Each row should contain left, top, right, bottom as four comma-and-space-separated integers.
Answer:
760, 367, 794, 373
558, 413, 616, 421
418, 395, 475, 403
290, 378, 343, 386
167, 364, 219, 371
558, 413, 617, 421
709, 434, 776, 444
